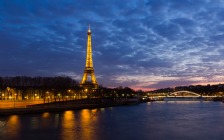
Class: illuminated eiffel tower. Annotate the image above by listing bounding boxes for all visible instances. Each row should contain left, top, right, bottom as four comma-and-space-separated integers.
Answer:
80, 25, 98, 89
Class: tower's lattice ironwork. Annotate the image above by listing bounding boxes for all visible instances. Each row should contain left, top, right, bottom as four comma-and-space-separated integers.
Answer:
80, 26, 98, 89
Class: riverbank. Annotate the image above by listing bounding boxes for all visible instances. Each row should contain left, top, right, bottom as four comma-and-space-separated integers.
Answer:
212, 97, 224, 102
0, 98, 142, 116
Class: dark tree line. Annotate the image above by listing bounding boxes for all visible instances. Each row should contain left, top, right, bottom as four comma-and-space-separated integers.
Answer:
93, 86, 137, 98
0, 76, 138, 100
0, 76, 81, 100
0, 76, 79, 90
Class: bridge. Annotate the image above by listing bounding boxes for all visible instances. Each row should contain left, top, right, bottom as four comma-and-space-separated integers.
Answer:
151, 91, 217, 101
168, 90, 201, 97
167, 91, 217, 98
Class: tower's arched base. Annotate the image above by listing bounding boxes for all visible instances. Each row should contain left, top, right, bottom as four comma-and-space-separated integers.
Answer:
80, 82, 98, 90
80, 82, 98, 98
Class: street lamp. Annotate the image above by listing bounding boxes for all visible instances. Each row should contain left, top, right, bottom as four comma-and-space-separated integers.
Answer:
14, 93, 17, 108
45, 91, 50, 103
2, 93, 4, 100
58, 93, 61, 101
67, 89, 71, 100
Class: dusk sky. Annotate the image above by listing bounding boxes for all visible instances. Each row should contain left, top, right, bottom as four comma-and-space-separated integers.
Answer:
1, 0, 224, 91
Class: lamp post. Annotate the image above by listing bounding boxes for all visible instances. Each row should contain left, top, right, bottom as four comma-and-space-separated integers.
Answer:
58, 93, 61, 101
14, 93, 17, 108
2, 93, 4, 100
46, 91, 50, 103
67, 89, 71, 100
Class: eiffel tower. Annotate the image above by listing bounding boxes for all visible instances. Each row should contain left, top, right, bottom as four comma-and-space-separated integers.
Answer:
80, 25, 98, 89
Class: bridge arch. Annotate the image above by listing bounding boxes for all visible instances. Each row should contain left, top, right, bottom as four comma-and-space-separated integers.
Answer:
168, 91, 201, 97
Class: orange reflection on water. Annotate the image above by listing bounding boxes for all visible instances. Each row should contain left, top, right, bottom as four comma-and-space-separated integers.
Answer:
42, 112, 50, 118
41, 112, 51, 128
91, 109, 98, 122
80, 109, 92, 140
61, 110, 75, 140
63, 110, 75, 128
81, 109, 91, 123
60, 109, 100, 140
7, 115, 21, 139
79, 109, 100, 140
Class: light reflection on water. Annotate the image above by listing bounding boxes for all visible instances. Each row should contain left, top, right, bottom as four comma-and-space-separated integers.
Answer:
0, 102, 224, 140
6, 115, 21, 139
61, 111, 75, 140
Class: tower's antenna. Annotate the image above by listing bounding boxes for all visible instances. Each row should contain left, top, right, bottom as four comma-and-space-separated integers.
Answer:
88, 24, 91, 32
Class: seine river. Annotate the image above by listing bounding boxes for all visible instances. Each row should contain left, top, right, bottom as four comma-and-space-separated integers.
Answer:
0, 101, 224, 140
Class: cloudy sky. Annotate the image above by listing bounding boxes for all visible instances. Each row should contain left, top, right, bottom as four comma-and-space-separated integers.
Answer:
1, 0, 224, 91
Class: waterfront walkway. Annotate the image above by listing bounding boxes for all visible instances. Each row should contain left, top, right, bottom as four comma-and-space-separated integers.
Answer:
0, 98, 141, 115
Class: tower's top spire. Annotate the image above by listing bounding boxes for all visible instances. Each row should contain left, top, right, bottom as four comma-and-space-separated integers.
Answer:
88, 24, 91, 33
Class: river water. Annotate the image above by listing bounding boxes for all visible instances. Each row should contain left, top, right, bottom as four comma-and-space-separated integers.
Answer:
0, 101, 224, 140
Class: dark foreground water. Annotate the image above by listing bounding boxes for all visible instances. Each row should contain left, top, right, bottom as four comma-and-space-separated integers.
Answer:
0, 101, 224, 140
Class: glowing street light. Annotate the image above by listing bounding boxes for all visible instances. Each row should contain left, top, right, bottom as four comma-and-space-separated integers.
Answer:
1, 93, 4, 100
